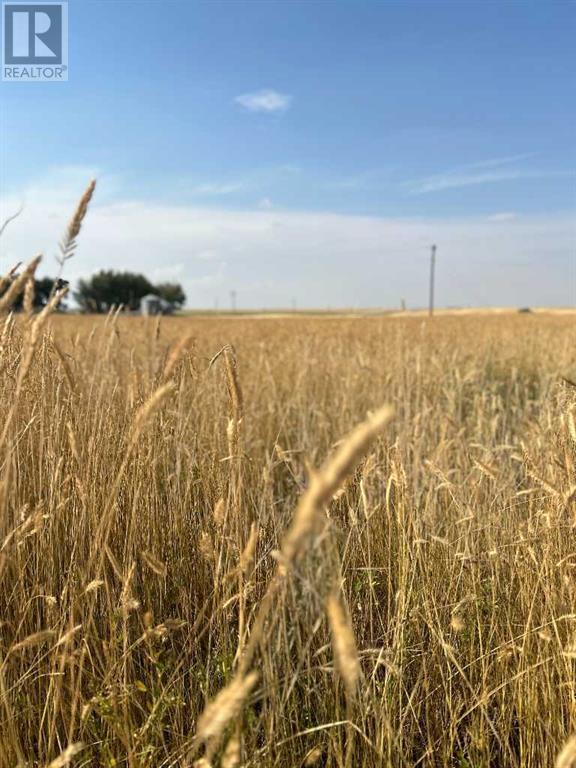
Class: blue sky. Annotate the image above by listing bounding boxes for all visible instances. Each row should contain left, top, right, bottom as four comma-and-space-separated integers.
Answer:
0, 0, 575, 308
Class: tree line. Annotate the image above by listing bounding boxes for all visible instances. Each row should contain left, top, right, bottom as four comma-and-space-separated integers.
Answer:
0, 270, 186, 312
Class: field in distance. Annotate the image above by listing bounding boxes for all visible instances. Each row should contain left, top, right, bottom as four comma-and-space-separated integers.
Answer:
1, 312, 575, 767
177, 306, 576, 319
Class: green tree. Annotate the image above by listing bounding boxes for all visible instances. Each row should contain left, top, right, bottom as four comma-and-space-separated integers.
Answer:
74, 271, 155, 312
36, 277, 67, 307
0, 276, 67, 310
154, 282, 186, 309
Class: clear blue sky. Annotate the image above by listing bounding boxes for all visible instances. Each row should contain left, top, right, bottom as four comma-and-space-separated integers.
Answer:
1, 0, 574, 308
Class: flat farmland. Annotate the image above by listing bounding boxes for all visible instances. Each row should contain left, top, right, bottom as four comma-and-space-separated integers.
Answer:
1, 311, 575, 767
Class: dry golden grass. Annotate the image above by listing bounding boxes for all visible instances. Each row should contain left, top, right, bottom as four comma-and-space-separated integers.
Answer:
0, 288, 575, 766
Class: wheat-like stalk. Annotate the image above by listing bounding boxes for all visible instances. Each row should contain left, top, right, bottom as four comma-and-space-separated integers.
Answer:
57, 180, 96, 266
47, 742, 85, 768
282, 405, 394, 563
128, 380, 176, 452
22, 276, 35, 316
237, 405, 394, 678
221, 734, 241, 768
224, 345, 243, 422
0, 254, 41, 314
195, 671, 259, 749
0, 261, 21, 295
239, 522, 258, 575
556, 734, 576, 768
326, 592, 361, 701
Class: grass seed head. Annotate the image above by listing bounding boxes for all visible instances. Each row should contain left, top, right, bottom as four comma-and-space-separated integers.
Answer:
196, 671, 259, 747
326, 592, 361, 701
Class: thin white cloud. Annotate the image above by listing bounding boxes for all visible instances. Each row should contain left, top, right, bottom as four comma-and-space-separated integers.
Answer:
406, 153, 571, 195
408, 170, 526, 194
465, 153, 535, 170
188, 182, 245, 196
488, 212, 518, 222
326, 157, 542, 195
1, 172, 574, 309
235, 89, 292, 113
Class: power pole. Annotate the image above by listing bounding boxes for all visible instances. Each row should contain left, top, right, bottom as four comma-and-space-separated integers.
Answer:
230, 290, 237, 312
429, 244, 436, 317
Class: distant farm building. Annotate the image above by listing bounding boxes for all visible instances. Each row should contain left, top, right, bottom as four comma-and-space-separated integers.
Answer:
139, 294, 174, 316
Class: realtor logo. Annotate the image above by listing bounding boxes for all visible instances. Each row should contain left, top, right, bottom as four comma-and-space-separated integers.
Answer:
2, 2, 68, 81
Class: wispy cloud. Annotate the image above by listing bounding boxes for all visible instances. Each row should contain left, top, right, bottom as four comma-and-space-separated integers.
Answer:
464, 154, 535, 170
173, 165, 298, 203
325, 172, 381, 192
408, 170, 526, 194
488, 212, 518, 222
323, 168, 395, 192
235, 89, 292, 113
406, 155, 570, 195
188, 182, 245, 196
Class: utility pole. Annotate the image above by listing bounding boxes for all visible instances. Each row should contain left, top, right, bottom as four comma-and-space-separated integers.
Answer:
230, 290, 237, 312
429, 244, 436, 317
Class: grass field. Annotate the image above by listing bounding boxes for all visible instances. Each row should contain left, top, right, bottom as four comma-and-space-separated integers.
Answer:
1, 308, 576, 767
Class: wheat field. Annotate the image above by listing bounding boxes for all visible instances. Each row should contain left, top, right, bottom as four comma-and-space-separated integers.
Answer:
0, 293, 575, 768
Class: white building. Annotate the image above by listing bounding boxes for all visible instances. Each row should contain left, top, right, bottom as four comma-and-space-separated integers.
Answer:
139, 294, 174, 316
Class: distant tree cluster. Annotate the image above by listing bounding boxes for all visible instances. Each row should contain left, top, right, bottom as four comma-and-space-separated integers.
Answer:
74, 271, 186, 313
0, 270, 186, 314
0, 277, 68, 310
